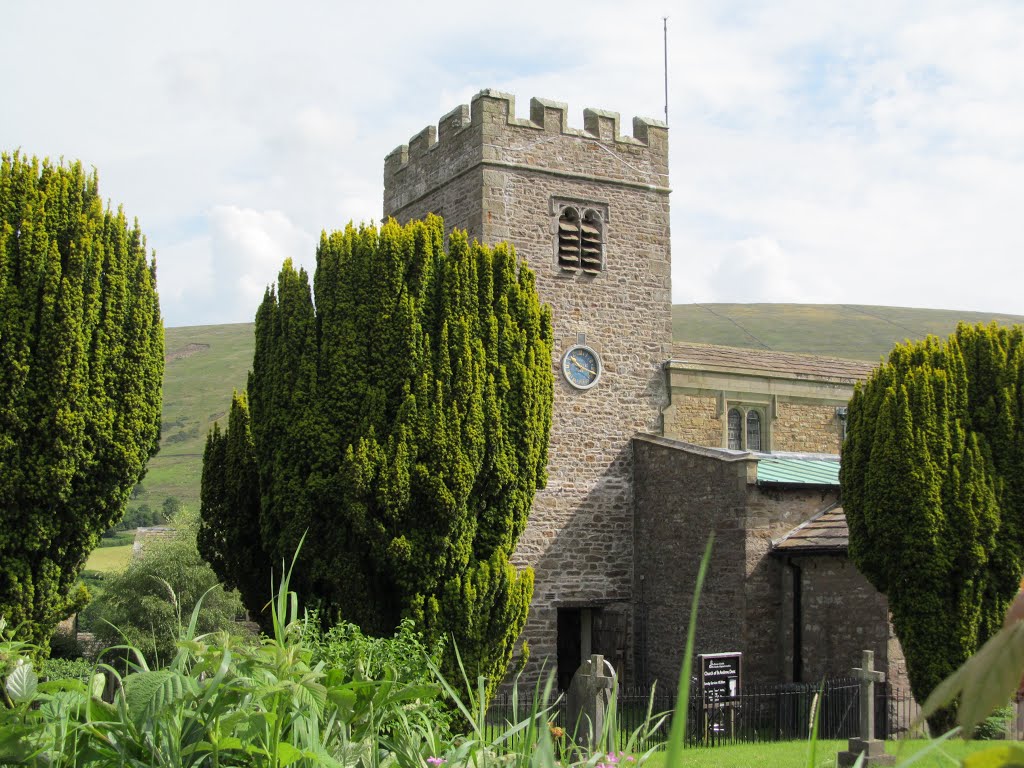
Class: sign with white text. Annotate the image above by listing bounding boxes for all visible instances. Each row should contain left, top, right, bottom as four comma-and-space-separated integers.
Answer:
698, 652, 742, 701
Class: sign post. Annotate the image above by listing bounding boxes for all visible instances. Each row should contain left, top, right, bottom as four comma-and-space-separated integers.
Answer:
697, 652, 742, 743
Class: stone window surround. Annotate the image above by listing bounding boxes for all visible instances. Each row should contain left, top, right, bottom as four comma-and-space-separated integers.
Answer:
551, 196, 609, 274
723, 400, 771, 452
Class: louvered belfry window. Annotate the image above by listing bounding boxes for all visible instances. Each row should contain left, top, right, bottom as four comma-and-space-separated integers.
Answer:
557, 204, 605, 273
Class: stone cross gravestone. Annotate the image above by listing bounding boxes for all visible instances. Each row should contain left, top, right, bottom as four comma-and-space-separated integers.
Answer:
566, 653, 615, 749
838, 650, 895, 767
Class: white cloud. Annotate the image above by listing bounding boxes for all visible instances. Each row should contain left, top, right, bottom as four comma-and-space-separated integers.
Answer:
3, 0, 1024, 324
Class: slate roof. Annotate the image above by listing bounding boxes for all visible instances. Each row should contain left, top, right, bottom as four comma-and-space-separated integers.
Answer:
756, 457, 841, 486
773, 505, 849, 554
670, 342, 877, 383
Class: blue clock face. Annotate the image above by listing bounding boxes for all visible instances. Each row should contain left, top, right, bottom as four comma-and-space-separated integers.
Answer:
562, 345, 601, 389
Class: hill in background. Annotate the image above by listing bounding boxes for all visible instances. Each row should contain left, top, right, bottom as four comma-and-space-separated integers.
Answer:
672, 304, 1024, 361
131, 304, 1024, 518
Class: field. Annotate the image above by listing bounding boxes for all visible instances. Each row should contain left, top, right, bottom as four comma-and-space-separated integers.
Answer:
638, 738, 994, 768
131, 305, 1024, 517
84, 544, 133, 573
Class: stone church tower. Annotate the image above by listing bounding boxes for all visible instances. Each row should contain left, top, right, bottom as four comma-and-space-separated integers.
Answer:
384, 90, 671, 686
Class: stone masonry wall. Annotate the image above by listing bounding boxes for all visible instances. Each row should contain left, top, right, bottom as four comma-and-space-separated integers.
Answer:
665, 395, 845, 454
633, 436, 752, 690
385, 91, 671, 686
773, 402, 843, 454
779, 554, 907, 692
664, 394, 721, 447
633, 435, 853, 690
742, 486, 840, 683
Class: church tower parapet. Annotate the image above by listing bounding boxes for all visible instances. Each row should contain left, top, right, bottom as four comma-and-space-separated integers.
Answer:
384, 90, 669, 232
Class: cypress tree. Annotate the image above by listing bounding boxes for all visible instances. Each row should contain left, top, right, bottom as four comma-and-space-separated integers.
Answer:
0, 152, 162, 648
197, 392, 266, 620
201, 216, 552, 700
841, 323, 1020, 729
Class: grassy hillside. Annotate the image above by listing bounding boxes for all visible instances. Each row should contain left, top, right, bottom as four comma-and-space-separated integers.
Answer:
673, 304, 1024, 362
129, 323, 255, 517
133, 305, 1024, 517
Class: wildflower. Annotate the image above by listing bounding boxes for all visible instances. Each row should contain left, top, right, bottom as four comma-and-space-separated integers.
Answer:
426, 758, 445, 767
548, 723, 565, 739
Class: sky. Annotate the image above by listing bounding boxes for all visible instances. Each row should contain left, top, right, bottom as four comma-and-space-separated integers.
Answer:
4, 1, 1023, 327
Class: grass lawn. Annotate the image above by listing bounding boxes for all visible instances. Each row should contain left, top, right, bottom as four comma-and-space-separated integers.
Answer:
85, 543, 132, 573
636, 739, 996, 767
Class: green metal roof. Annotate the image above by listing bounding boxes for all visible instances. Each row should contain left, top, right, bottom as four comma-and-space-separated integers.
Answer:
756, 457, 840, 486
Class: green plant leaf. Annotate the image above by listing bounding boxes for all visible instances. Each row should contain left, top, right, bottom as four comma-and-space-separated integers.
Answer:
276, 740, 304, 766
0, 724, 38, 762
5, 662, 38, 702
90, 672, 106, 699
962, 744, 1024, 768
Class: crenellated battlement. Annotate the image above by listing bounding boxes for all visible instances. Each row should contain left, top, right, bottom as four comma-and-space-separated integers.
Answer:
383, 90, 669, 218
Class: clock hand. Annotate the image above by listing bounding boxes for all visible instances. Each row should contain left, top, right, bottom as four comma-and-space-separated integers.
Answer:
570, 356, 597, 376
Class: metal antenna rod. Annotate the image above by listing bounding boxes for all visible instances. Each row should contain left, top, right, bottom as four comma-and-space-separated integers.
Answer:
663, 16, 669, 126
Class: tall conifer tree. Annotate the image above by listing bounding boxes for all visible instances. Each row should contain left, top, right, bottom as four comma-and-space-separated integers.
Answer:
841, 323, 1023, 728
0, 153, 163, 648
200, 216, 552, 698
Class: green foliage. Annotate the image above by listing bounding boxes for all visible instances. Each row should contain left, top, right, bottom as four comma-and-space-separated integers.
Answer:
39, 656, 93, 682
0, 152, 163, 651
161, 496, 184, 519
974, 705, 1013, 740
841, 323, 1024, 729
0, 564, 454, 768
197, 391, 267, 621
304, 616, 453, 735
200, 215, 553, 702
113, 503, 165, 531
84, 509, 245, 666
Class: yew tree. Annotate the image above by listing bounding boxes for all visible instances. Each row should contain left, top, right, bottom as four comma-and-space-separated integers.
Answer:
0, 153, 163, 648
841, 323, 1024, 727
200, 215, 553, 698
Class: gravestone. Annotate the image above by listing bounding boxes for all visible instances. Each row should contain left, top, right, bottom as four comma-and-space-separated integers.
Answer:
838, 650, 895, 767
566, 653, 615, 749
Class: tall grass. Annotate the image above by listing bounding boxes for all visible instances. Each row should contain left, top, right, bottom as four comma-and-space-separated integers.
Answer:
4, 529, 1018, 766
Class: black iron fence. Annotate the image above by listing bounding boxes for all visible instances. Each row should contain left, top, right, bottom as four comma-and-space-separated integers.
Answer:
486, 679, 919, 751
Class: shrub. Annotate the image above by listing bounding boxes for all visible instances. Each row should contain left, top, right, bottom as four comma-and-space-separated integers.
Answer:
83, 509, 245, 666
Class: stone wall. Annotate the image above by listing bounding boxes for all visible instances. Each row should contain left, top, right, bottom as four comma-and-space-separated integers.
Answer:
632, 435, 856, 690
665, 395, 845, 454
633, 435, 752, 689
773, 402, 843, 454
385, 91, 671, 685
777, 554, 908, 694
742, 485, 841, 682
663, 393, 722, 447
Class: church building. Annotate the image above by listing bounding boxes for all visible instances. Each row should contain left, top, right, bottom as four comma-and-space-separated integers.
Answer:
383, 90, 909, 696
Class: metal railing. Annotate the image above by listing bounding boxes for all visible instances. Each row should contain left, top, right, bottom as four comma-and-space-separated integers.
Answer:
485, 679, 920, 751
